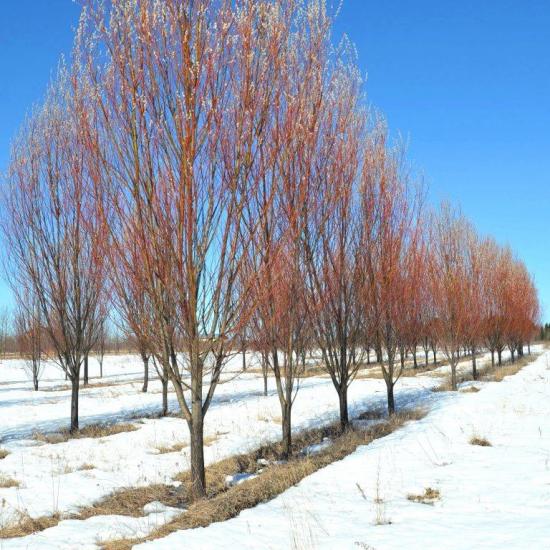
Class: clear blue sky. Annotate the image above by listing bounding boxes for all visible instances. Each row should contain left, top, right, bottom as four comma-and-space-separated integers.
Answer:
1, 1, 549, 318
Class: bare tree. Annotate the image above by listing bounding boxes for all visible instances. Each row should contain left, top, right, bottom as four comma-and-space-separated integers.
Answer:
14, 291, 43, 390
2, 67, 106, 432
81, 0, 303, 498
303, 51, 367, 429
430, 204, 470, 390
0, 308, 10, 360
361, 124, 423, 414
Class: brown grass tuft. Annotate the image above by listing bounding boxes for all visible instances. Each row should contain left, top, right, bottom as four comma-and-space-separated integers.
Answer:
0, 513, 61, 539
0, 449, 9, 460
156, 442, 188, 454
78, 485, 184, 520
460, 386, 480, 393
0, 475, 20, 488
33, 422, 138, 445
469, 436, 491, 447
407, 487, 441, 504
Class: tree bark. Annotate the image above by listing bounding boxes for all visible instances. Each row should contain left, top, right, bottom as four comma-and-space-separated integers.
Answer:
491, 350, 495, 367
450, 360, 458, 390
189, 412, 206, 500
161, 377, 168, 416
497, 349, 502, 366
413, 349, 418, 369
83, 355, 89, 386
386, 382, 395, 415
338, 386, 349, 430
472, 351, 477, 380
142, 354, 149, 393
70, 376, 80, 433
282, 401, 292, 459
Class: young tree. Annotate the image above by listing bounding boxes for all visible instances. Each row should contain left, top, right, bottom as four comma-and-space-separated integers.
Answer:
2, 67, 106, 431
81, 0, 305, 498
361, 124, 423, 414
14, 291, 43, 390
302, 41, 367, 429
429, 205, 470, 390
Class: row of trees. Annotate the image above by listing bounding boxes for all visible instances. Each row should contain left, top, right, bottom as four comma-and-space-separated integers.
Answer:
1, 0, 539, 499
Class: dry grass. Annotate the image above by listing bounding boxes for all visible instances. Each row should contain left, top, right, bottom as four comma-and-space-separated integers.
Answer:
156, 442, 188, 454
460, 386, 480, 393
0, 513, 61, 539
103, 407, 427, 550
356, 408, 386, 421
469, 436, 491, 447
0, 475, 20, 488
78, 463, 95, 471
480, 355, 534, 382
0, 449, 9, 460
407, 487, 441, 504
433, 352, 538, 392
0, 406, 426, 545
78, 485, 184, 520
33, 422, 138, 445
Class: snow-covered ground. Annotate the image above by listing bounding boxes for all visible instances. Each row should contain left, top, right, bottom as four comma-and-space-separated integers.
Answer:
0, 347, 545, 548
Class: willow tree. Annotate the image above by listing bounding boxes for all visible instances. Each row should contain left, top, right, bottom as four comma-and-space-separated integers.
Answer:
80, 0, 317, 498
2, 68, 106, 431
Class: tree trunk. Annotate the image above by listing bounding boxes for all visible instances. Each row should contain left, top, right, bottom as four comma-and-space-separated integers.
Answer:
70, 377, 80, 433
366, 348, 370, 365
161, 377, 168, 416
399, 347, 405, 370
472, 351, 477, 380
83, 355, 89, 386
432, 348, 437, 364
413, 349, 418, 369
189, 412, 206, 500
497, 349, 502, 366
450, 361, 458, 391
338, 386, 349, 430
528, 342, 531, 355
242, 346, 246, 372
491, 350, 495, 367
261, 352, 268, 396
142, 354, 149, 393
510, 348, 515, 363
33, 367, 39, 391
282, 401, 292, 459
386, 382, 395, 415
424, 348, 429, 368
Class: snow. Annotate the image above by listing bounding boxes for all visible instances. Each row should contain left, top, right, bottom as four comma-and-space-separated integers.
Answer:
138, 349, 550, 550
4, 507, 182, 549
225, 472, 259, 487
0, 347, 545, 548
301, 437, 332, 456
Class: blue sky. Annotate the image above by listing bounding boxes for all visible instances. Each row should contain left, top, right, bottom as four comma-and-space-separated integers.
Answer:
1, 1, 549, 318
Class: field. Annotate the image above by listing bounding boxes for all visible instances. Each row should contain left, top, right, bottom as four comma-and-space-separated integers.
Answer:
0, 347, 547, 548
